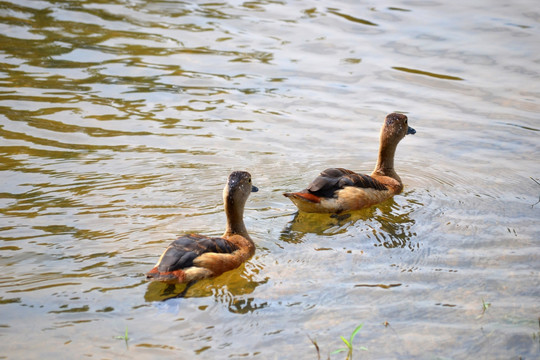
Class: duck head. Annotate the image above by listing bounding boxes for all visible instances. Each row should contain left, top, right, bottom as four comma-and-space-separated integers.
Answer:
223, 171, 258, 207
381, 113, 416, 144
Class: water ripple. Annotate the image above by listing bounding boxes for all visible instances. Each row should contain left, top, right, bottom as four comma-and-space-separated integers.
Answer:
1, 0, 539, 359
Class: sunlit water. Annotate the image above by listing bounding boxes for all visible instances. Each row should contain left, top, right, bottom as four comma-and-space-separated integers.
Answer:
1, 0, 539, 359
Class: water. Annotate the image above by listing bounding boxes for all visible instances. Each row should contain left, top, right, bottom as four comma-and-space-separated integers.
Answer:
1, 0, 539, 359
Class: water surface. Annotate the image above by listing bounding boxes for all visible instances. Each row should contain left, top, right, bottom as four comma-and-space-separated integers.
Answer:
1, 0, 539, 359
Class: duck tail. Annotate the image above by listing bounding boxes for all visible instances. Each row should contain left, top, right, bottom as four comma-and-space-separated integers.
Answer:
283, 192, 321, 203
146, 267, 187, 283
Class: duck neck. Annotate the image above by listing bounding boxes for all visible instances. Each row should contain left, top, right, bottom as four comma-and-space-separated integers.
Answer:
372, 139, 401, 183
223, 198, 250, 239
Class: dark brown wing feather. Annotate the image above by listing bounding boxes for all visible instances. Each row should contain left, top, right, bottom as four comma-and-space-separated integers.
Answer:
156, 234, 238, 272
306, 168, 387, 198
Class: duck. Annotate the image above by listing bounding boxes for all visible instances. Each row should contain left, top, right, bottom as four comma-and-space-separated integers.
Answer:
283, 113, 415, 213
146, 171, 258, 286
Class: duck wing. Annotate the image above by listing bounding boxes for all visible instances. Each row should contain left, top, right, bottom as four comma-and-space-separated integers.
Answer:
156, 234, 238, 272
306, 168, 387, 197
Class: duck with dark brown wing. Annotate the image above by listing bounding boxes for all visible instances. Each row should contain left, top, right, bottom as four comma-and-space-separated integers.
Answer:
284, 113, 415, 213
146, 171, 258, 284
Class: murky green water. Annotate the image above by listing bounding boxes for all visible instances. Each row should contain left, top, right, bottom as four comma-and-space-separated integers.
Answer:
1, 0, 539, 359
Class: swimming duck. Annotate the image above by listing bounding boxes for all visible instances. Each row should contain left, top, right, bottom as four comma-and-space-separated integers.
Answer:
284, 113, 415, 213
146, 171, 258, 284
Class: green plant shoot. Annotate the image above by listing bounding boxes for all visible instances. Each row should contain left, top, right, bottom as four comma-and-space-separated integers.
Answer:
331, 324, 367, 359
115, 326, 129, 347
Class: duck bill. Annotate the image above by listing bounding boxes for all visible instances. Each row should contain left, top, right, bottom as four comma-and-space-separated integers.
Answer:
251, 185, 259, 192
407, 126, 416, 135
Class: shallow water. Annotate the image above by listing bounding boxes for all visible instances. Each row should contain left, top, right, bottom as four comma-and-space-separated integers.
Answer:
1, 0, 539, 359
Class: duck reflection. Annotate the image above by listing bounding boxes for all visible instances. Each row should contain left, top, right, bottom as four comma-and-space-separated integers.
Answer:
144, 267, 268, 313
144, 281, 190, 302
281, 193, 420, 250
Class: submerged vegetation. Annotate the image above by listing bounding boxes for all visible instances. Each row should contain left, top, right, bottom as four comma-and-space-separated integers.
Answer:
531, 177, 540, 207
477, 298, 491, 319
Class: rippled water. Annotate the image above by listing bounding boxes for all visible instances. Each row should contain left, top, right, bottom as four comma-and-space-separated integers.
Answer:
1, 0, 539, 359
